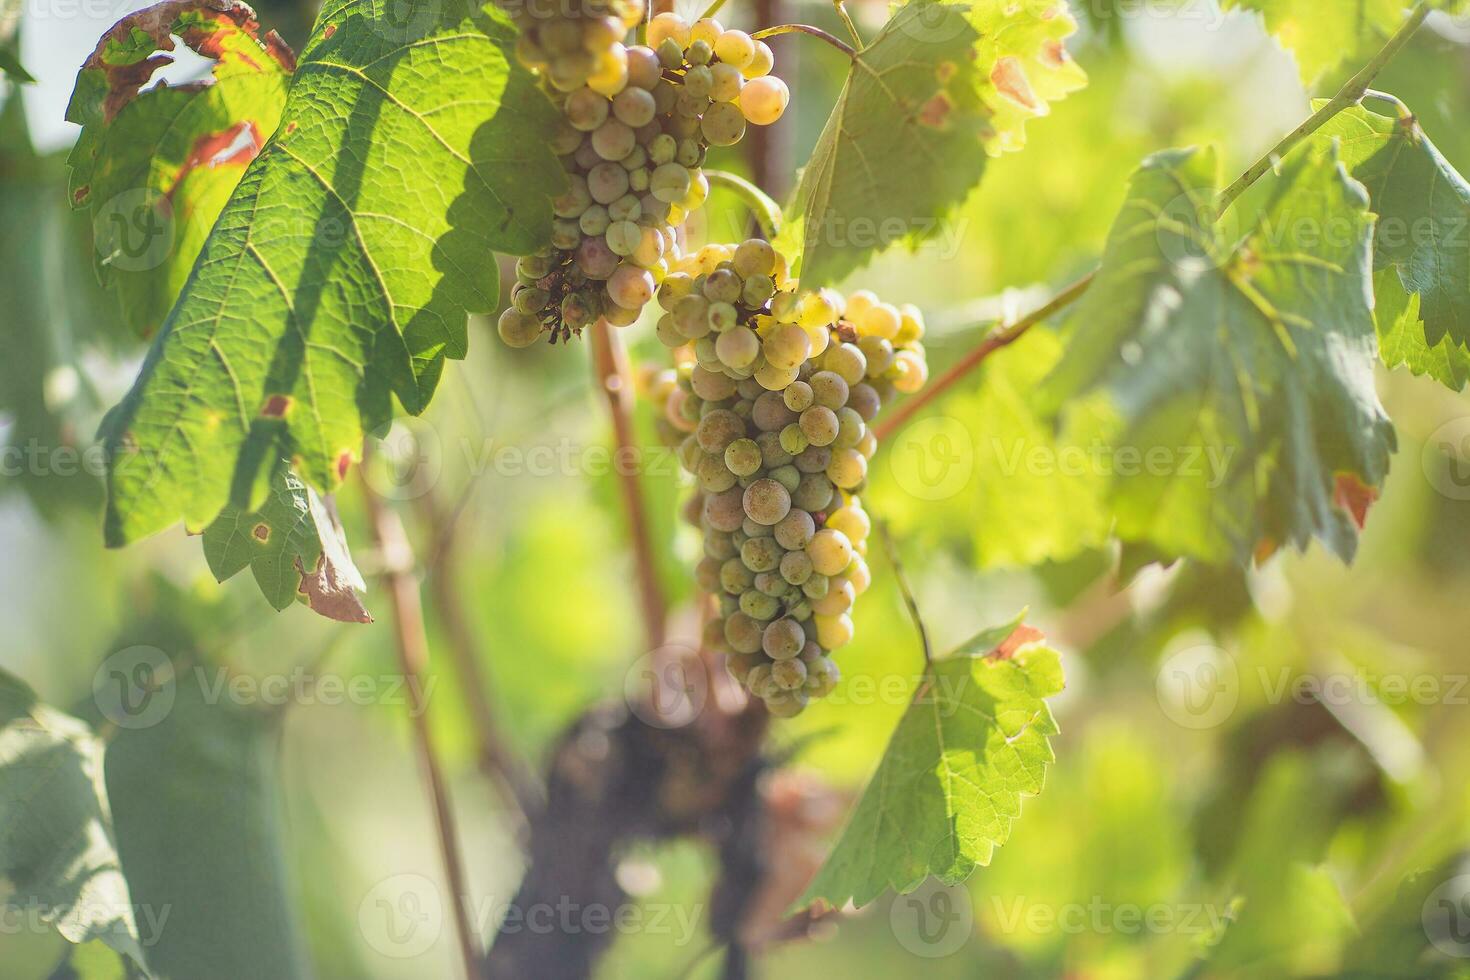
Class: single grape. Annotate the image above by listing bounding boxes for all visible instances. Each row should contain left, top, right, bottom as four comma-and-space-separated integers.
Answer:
774, 509, 815, 550
701, 101, 747, 147
724, 612, 763, 654
742, 40, 774, 79
743, 478, 792, 526
566, 87, 610, 131
779, 423, 808, 456
716, 326, 760, 369
763, 617, 805, 661
704, 486, 746, 532
607, 263, 655, 308
740, 75, 789, 125
725, 438, 763, 477
807, 528, 853, 576
740, 536, 782, 573
779, 550, 813, 586
498, 309, 542, 348
799, 406, 839, 447
714, 30, 755, 69
612, 86, 656, 127
709, 62, 744, 102
650, 162, 692, 204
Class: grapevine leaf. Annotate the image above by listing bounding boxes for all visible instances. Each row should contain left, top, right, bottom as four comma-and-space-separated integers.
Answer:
93, 0, 565, 547
1221, 0, 1410, 85
66, 0, 297, 338
1315, 104, 1470, 388
797, 619, 1063, 910
202, 463, 370, 621
0, 671, 149, 975
1040, 146, 1396, 565
0, 48, 31, 84
787, 0, 1084, 288
1375, 268, 1470, 389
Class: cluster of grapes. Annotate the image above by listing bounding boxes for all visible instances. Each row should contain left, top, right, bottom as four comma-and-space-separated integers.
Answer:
499, 12, 791, 347
647, 240, 929, 716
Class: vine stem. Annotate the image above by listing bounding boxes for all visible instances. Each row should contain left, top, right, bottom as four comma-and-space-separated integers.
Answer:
590, 318, 668, 650
872, 272, 1095, 442
360, 464, 481, 980
1215, 1, 1430, 214
877, 519, 932, 665
704, 169, 783, 240
832, 0, 864, 49
751, 23, 856, 58
877, 3, 1431, 441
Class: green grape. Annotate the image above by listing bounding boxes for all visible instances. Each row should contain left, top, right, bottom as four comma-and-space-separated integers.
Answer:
579, 204, 611, 237
701, 101, 746, 147
763, 323, 810, 371
697, 453, 737, 493
739, 74, 789, 126
703, 486, 745, 532
794, 445, 831, 475
809, 370, 849, 410
826, 447, 867, 489
553, 175, 592, 218
498, 309, 542, 348
591, 118, 636, 160
607, 263, 654, 308
742, 478, 791, 526
765, 689, 808, 718
782, 380, 814, 412
755, 430, 791, 469
690, 365, 736, 400
747, 663, 777, 698
824, 342, 867, 384
806, 657, 840, 697
587, 161, 631, 204
683, 64, 714, 99
703, 268, 743, 304
566, 87, 610, 131
724, 438, 763, 477
771, 658, 807, 690
763, 618, 805, 661
706, 301, 738, 333
773, 509, 815, 550
754, 571, 788, 597
801, 573, 829, 600
686, 39, 713, 66
768, 464, 800, 494
513, 285, 549, 315
649, 133, 677, 165
720, 557, 755, 595
742, 516, 774, 538
612, 86, 656, 127
779, 423, 808, 456
607, 193, 642, 222
740, 536, 782, 573
716, 326, 760, 369
792, 472, 834, 512
833, 406, 865, 449
799, 406, 839, 447
751, 391, 796, 431
650, 162, 692, 203
779, 550, 813, 586
696, 409, 745, 454
709, 62, 743, 102
847, 382, 881, 421
807, 528, 853, 576
741, 274, 776, 307
725, 612, 764, 654
695, 556, 722, 592
740, 589, 779, 621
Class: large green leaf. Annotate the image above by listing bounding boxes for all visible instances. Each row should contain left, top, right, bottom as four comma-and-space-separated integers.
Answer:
1041, 146, 1396, 565
1375, 267, 1470, 390
1316, 104, 1470, 388
94, 0, 564, 546
786, 0, 1084, 288
202, 462, 370, 621
66, 0, 297, 338
797, 617, 1063, 909
1221, 0, 1410, 85
0, 671, 148, 974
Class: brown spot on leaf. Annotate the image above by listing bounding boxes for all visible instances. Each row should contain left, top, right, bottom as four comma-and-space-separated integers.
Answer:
336, 451, 353, 483
918, 91, 954, 130
935, 60, 957, 85
987, 623, 1045, 661
991, 56, 1040, 111
1041, 39, 1070, 68
323, 23, 337, 39
260, 394, 292, 418
1254, 537, 1279, 563
73, 185, 90, 206
166, 119, 263, 203
1334, 472, 1379, 530
252, 522, 271, 542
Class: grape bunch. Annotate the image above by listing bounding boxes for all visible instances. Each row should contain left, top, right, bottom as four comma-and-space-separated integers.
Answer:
499, 12, 792, 347
649, 240, 929, 717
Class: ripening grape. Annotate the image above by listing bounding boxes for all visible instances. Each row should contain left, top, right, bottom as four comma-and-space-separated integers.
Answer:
501, 13, 790, 345
650, 239, 931, 714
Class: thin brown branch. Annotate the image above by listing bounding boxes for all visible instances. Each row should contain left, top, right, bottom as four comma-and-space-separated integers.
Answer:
873, 272, 1095, 441
590, 318, 668, 650
361, 466, 481, 980
752, 23, 856, 58
415, 491, 544, 823
877, 519, 931, 665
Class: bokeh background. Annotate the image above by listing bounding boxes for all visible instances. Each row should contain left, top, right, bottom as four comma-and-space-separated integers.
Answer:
5, 0, 1470, 976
